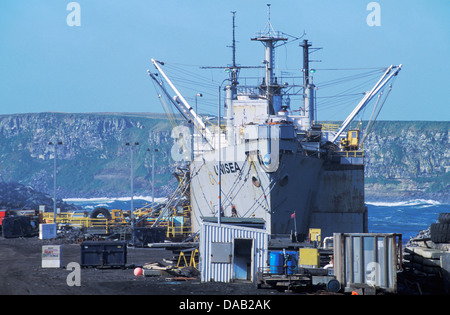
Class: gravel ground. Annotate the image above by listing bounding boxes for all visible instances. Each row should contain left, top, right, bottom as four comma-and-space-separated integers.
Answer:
0, 236, 286, 296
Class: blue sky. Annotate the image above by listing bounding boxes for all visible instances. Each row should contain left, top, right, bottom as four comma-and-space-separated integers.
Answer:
0, 0, 449, 121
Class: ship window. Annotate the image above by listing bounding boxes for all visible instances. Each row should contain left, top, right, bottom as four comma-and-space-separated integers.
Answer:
252, 176, 260, 187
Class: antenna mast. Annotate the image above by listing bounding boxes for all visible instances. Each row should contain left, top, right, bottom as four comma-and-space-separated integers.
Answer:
251, 4, 287, 114
231, 11, 236, 69
300, 39, 315, 127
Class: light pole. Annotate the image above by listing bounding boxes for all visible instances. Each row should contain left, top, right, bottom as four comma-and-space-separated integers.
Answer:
126, 141, 139, 228
48, 140, 62, 223
194, 93, 202, 159
217, 79, 230, 225
195, 93, 202, 114
147, 148, 159, 205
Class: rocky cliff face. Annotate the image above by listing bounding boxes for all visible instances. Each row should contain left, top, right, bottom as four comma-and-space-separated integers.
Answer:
0, 112, 183, 199
0, 113, 448, 203
0, 182, 77, 211
364, 121, 449, 202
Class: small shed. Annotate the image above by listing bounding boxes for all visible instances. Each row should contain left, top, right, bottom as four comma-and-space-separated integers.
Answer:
199, 218, 269, 283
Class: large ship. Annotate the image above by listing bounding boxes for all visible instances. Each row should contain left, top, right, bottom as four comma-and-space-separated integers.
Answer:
148, 7, 401, 241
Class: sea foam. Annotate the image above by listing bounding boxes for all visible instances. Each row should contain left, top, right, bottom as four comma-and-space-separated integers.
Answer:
366, 199, 442, 207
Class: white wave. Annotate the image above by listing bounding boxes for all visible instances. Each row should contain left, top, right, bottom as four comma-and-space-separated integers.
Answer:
64, 197, 115, 204
366, 199, 442, 207
92, 203, 110, 208
64, 196, 168, 204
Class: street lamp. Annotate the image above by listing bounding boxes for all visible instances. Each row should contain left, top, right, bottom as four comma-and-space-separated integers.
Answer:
195, 93, 203, 114
147, 148, 159, 205
126, 141, 139, 228
48, 140, 62, 223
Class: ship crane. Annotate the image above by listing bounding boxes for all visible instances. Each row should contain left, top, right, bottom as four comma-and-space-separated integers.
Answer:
331, 64, 402, 144
148, 59, 215, 149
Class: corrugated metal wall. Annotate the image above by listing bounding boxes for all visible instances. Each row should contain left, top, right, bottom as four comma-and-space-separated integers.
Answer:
333, 233, 401, 293
200, 222, 269, 283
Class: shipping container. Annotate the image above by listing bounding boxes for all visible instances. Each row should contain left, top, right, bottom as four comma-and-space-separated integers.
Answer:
333, 233, 402, 293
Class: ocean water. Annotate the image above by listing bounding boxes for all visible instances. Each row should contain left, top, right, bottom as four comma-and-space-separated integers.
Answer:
367, 199, 448, 242
64, 197, 448, 243
64, 196, 166, 212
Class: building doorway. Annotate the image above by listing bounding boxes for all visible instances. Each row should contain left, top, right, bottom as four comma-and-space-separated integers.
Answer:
233, 238, 253, 281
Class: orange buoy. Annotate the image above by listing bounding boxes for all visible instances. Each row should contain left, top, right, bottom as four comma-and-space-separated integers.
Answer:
134, 267, 143, 276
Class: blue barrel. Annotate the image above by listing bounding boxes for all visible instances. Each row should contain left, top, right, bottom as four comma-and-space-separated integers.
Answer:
269, 251, 284, 274
285, 251, 299, 275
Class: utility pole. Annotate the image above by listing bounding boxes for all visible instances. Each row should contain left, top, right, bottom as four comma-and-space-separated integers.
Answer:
126, 142, 139, 228
49, 140, 62, 223
151, 148, 159, 205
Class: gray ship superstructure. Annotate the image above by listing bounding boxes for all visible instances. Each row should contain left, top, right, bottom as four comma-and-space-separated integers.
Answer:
148, 9, 401, 240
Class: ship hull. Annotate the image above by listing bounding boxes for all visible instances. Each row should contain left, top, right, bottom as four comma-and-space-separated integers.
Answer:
190, 143, 367, 239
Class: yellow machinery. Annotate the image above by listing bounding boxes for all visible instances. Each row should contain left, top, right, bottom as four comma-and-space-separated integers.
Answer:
110, 209, 128, 224
340, 129, 360, 151
297, 228, 321, 268
40, 166, 193, 240
308, 228, 321, 246
299, 248, 320, 268
166, 205, 192, 240
42, 211, 118, 234
177, 248, 199, 268
41, 203, 191, 240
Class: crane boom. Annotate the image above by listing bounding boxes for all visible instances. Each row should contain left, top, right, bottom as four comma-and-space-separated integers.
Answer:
151, 59, 211, 137
331, 64, 402, 144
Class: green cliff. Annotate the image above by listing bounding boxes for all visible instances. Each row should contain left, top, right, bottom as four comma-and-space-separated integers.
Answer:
0, 113, 448, 203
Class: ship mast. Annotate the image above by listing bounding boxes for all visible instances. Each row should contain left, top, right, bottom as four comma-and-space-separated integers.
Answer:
226, 11, 238, 145
201, 11, 262, 145
229, 11, 238, 84
300, 39, 316, 128
251, 4, 287, 115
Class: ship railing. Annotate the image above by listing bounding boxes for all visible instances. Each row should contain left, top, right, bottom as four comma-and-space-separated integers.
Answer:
236, 85, 261, 96
333, 150, 365, 158
166, 205, 192, 239
166, 217, 191, 239
320, 123, 340, 132
253, 30, 287, 41
41, 212, 128, 234
42, 212, 73, 224
203, 120, 228, 132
